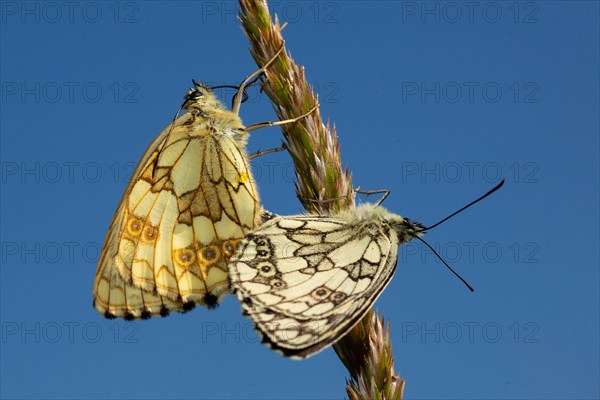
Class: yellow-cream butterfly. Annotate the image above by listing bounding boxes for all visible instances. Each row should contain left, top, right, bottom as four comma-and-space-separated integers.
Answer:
229, 180, 505, 358
94, 49, 315, 320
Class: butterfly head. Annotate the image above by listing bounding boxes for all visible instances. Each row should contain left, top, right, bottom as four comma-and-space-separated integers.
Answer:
183, 80, 222, 111
392, 217, 424, 243
355, 204, 424, 243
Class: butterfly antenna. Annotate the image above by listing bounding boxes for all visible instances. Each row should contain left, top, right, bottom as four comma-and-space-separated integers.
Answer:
415, 236, 474, 292
420, 178, 505, 232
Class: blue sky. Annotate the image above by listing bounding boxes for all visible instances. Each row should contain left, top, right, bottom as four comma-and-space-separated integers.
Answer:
1, 1, 598, 399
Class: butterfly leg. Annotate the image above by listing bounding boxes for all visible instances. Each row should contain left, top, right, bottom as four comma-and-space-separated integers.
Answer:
296, 193, 352, 205
297, 188, 390, 206
235, 74, 264, 106
245, 104, 319, 132
247, 146, 285, 160
232, 46, 285, 115
355, 189, 390, 206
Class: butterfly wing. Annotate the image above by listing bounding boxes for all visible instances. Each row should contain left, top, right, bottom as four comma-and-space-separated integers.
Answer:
94, 200, 186, 319
94, 113, 261, 319
229, 213, 400, 358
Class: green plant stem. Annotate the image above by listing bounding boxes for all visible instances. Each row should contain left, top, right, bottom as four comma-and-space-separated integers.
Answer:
238, 1, 404, 398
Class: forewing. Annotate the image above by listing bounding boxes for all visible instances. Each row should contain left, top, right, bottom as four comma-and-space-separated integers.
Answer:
229, 214, 400, 358
94, 116, 260, 319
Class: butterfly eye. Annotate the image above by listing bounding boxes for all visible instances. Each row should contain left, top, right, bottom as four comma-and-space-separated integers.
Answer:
184, 86, 205, 103
191, 91, 203, 100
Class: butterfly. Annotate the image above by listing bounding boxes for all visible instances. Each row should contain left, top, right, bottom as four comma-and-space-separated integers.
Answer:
229, 181, 504, 358
228, 204, 420, 358
93, 49, 316, 320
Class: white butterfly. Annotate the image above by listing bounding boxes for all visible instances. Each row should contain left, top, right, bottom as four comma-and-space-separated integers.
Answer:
228, 204, 422, 358
229, 181, 504, 358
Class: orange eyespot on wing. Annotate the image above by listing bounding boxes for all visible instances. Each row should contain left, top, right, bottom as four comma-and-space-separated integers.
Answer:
126, 217, 143, 237
199, 244, 222, 265
222, 239, 241, 257
174, 247, 196, 268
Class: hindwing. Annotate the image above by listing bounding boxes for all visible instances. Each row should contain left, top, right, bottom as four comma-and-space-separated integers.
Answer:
229, 213, 400, 358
